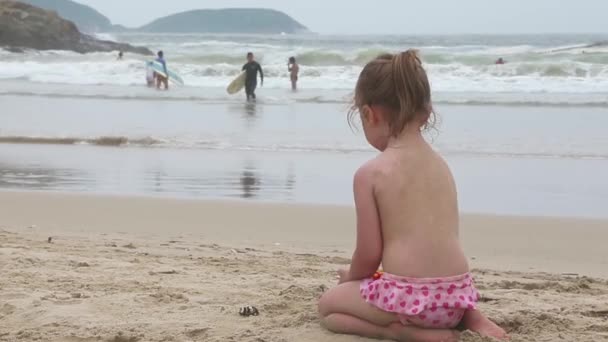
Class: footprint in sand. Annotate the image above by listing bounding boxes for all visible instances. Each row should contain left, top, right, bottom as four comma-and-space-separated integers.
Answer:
135, 290, 190, 305
0, 303, 16, 318
583, 310, 608, 318
63, 334, 141, 342
186, 328, 210, 339
106, 336, 140, 342
40, 293, 84, 305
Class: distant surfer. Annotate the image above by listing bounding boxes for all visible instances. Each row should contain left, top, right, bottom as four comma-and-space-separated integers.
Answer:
242, 52, 264, 101
288, 56, 299, 91
117, 51, 123, 60
495, 57, 506, 65
155, 50, 169, 90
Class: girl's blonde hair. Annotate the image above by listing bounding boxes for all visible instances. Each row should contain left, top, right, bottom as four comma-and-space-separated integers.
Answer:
349, 50, 435, 136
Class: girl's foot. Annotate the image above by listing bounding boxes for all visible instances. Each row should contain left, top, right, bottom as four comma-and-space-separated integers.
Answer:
462, 310, 509, 340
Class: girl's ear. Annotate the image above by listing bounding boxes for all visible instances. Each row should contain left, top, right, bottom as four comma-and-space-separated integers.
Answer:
360, 105, 371, 123
363, 105, 385, 126
361, 105, 378, 125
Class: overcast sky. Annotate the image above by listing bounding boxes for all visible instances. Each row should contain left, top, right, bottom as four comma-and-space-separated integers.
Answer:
76, 0, 608, 35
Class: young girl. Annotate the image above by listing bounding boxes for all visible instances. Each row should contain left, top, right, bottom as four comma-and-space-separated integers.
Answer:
318, 51, 507, 342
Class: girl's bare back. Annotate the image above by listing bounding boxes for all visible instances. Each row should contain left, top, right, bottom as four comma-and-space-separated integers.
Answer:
372, 135, 469, 278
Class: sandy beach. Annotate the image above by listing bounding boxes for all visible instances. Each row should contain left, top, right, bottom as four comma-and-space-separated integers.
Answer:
3, 15, 608, 342
1, 191, 608, 342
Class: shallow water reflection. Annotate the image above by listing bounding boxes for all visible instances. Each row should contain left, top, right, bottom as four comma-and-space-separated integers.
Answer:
1, 143, 608, 218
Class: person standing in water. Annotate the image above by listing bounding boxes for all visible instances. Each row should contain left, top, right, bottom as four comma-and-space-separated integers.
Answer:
242, 52, 264, 101
155, 50, 169, 90
117, 51, 123, 60
288, 56, 299, 91
145, 61, 155, 87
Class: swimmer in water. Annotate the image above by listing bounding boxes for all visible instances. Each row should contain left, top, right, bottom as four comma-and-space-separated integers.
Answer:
288, 56, 300, 91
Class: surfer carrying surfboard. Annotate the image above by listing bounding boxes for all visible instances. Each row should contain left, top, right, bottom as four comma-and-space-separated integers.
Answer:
155, 51, 169, 90
242, 52, 264, 101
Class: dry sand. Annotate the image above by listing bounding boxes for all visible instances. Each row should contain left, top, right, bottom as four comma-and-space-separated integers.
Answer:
1, 191, 608, 341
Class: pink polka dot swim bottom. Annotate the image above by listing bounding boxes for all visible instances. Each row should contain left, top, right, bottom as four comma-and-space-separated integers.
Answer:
360, 272, 480, 328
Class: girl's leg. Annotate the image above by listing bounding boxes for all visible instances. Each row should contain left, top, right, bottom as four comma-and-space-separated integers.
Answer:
319, 281, 460, 342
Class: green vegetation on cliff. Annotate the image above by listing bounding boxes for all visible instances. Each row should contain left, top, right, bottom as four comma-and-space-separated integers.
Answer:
1, 1, 151, 54
20, 0, 112, 32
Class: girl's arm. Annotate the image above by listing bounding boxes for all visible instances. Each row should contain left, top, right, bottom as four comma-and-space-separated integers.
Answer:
343, 163, 383, 283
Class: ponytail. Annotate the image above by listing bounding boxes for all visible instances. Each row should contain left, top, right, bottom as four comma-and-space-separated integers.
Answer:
391, 50, 433, 133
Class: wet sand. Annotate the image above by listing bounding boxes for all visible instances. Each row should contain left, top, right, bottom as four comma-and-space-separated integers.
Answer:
1, 191, 608, 341
1, 142, 608, 218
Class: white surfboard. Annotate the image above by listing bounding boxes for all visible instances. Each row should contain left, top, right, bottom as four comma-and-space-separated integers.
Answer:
147, 61, 184, 86
227, 71, 247, 94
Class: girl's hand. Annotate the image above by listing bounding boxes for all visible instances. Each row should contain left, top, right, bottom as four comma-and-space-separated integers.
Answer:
337, 268, 351, 284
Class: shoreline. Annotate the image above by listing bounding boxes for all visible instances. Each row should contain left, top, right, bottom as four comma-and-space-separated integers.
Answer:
1, 190, 608, 341
3, 81, 608, 108
2, 142, 608, 219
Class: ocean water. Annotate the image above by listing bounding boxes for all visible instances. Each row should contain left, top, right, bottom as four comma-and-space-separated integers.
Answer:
1, 33, 608, 105
1, 34, 607, 217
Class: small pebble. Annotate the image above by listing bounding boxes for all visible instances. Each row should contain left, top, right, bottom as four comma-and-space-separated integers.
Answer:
239, 306, 260, 317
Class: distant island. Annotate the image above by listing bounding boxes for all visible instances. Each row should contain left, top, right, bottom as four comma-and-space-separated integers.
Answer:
0, 1, 151, 54
139, 9, 309, 34
15, 0, 309, 34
